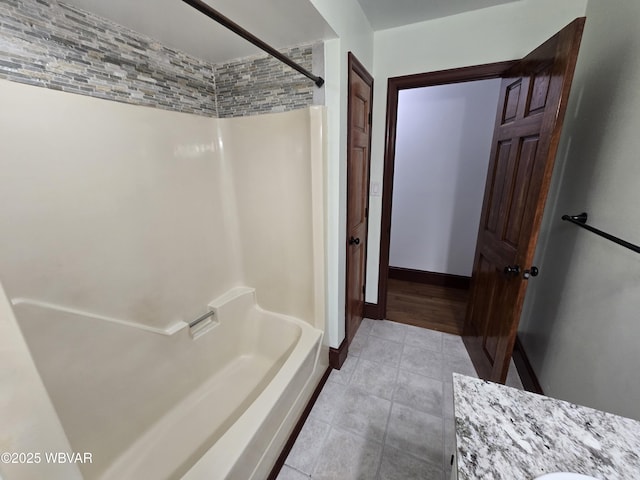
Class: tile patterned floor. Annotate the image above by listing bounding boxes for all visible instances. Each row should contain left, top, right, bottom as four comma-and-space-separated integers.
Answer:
277, 318, 523, 480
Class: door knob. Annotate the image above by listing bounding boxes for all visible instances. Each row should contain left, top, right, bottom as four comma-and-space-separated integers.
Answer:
349, 236, 360, 245
503, 265, 521, 276
523, 266, 539, 279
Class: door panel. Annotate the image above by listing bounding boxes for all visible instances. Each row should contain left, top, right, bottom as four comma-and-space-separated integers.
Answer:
348, 148, 366, 226
502, 80, 521, 123
463, 18, 585, 383
527, 64, 553, 115
486, 140, 513, 234
345, 53, 373, 345
505, 136, 539, 245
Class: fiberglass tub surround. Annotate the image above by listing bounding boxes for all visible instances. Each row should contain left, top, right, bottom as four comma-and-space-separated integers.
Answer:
0, 79, 327, 480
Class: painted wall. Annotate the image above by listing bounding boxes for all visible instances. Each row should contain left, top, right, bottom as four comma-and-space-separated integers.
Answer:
366, 0, 588, 303
310, 0, 374, 348
0, 0, 317, 118
389, 80, 500, 276
518, 0, 640, 421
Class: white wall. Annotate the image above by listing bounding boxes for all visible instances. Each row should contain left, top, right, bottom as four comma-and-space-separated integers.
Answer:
518, 0, 640, 420
310, 0, 373, 348
389, 80, 500, 276
366, 0, 588, 302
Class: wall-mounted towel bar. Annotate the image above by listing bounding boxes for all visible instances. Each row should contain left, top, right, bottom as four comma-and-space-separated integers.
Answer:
561, 212, 640, 254
180, 0, 325, 87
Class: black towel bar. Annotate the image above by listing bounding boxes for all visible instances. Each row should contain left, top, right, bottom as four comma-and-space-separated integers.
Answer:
561, 212, 640, 254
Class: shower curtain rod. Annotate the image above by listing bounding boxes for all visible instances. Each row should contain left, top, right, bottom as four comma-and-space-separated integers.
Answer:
180, 0, 325, 87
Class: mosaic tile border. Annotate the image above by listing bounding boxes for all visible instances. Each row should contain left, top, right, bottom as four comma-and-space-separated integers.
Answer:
0, 0, 319, 117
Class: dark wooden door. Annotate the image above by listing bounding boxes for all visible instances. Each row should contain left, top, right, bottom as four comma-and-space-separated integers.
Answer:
346, 53, 373, 345
463, 18, 585, 383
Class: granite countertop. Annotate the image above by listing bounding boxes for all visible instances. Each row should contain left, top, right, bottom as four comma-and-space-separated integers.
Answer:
452, 373, 640, 480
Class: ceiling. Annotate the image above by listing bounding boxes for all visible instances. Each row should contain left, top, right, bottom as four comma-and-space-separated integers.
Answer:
356, 0, 521, 30
60, 0, 337, 64
61, 0, 521, 64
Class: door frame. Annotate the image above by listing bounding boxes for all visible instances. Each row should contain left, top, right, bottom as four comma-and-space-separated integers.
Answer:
370, 61, 517, 320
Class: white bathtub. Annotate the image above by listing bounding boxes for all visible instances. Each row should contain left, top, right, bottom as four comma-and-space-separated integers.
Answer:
12, 287, 325, 480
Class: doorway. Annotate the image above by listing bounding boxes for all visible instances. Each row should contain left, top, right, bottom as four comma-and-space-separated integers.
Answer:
375, 62, 516, 322
375, 18, 585, 384
385, 78, 502, 335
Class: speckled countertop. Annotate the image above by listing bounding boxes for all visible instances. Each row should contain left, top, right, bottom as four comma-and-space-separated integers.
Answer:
452, 374, 640, 480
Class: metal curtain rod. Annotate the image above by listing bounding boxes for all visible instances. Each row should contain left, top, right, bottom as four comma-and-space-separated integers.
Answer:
561, 212, 640, 254
180, 0, 325, 87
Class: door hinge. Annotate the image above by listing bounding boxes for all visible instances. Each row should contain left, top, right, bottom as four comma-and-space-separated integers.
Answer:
368, 111, 372, 125
362, 285, 366, 295
365, 207, 368, 218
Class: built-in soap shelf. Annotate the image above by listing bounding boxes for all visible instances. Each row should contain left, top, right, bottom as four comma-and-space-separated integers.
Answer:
187, 310, 218, 340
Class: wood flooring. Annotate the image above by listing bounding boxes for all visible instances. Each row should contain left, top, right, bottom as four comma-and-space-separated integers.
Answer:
385, 278, 469, 336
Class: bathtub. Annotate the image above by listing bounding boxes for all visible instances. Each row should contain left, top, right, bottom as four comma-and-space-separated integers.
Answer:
11, 287, 325, 480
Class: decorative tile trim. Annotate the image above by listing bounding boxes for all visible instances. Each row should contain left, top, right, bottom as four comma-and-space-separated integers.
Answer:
0, 0, 319, 117
214, 44, 314, 118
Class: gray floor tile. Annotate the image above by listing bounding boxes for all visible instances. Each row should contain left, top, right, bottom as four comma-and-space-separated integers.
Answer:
443, 417, 456, 472
443, 382, 454, 419
333, 386, 392, 442
284, 417, 330, 474
400, 344, 443, 380
285, 322, 525, 480
309, 380, 346, 424
394, 370, 443, 417
385, 402, 443, 466
442, 333, 468, 357
350, 358, 398, 400
350, 323, 371, 357
359, 318, 376, 335
379, 445, 443, 480
360, 335, 404, 367
276, 465, 310, 480
442, 353, 477, 383
405, 324, 443, 352
505, 358, 524, 390
329, 355, 359, 385
312, 427, 383, 480
370, 319, 407, 344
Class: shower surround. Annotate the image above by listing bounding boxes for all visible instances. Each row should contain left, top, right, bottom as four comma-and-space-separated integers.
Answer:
0, 78, 327, 479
